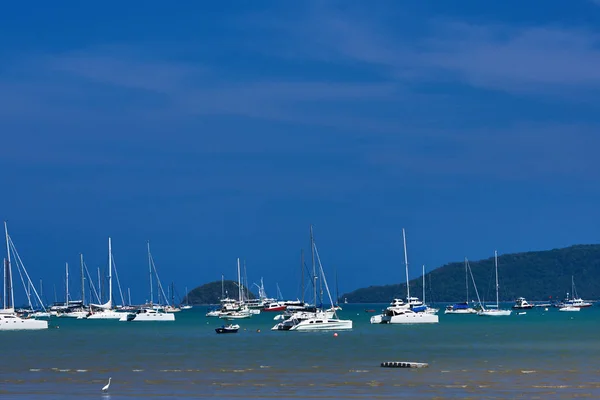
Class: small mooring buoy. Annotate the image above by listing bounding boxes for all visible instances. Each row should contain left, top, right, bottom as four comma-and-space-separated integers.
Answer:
381, 361, 428, 368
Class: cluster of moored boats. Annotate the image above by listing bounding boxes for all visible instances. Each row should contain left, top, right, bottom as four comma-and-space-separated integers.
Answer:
1, 223, 193, 330
2, 222, 595, 332
207, 226, 352, 332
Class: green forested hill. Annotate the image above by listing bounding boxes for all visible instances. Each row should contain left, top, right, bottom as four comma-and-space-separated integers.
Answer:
342, 244, 600, 303
187, 280, 256, 305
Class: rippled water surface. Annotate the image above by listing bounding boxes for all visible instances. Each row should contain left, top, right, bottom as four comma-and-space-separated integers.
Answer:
1, 304, 599, 399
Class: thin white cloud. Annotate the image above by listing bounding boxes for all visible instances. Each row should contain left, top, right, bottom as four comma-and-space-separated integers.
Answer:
250, 5, 600, 96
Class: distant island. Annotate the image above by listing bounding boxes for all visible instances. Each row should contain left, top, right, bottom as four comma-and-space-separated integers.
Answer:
341, 244, 600, 303
186, 280, 256, 305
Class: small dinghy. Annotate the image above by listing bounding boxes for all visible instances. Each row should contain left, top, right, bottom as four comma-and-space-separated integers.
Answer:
215, 324, 240, 334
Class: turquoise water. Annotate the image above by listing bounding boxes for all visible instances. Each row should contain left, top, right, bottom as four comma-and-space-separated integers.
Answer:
1, 304, 599, 399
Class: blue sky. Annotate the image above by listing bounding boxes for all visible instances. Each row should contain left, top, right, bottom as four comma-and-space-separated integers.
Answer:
1, 1, 600, 305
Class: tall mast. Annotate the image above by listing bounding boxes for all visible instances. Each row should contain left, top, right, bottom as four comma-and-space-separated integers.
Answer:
310, 225, 317, 308
147, 241, 153, 305
80, 253, 85, 305
65, 262, 69, 306
494, 250, 499, 307
108, 237, 113, 307
128, 287, 132, 306
4, 221, 14, 310
422, 265, 425, 304
403, 228, 410, 300
221, 274, 224, 299
464, 257, 469, 303
300, 249, 305, 304
40, 279, 43, 304
237, 258, 242, 303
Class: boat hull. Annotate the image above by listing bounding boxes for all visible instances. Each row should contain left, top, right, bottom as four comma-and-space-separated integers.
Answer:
0, 315, 48, 330
383, 313, 439, 324
289, 318, 353, 331
478, 309, 512, 316
123, 312, 175, 321
87, 311, 125, 320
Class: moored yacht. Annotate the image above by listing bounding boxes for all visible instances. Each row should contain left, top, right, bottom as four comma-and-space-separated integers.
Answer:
119, 307, 175, 321
512, 297, 534, 310
370, 229, 439, 324
272, 226, 352, 331
445, 302, 477, 314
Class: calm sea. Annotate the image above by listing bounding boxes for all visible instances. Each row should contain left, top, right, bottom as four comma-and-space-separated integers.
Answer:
1, 304, 599, 399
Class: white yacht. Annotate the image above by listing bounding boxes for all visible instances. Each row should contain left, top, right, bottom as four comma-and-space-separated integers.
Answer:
87, 238, 126, 320
1, 223, 48, 330
272, 226, 352, 331
288, 313, 352, 331
370, 229, 439, 324
477, 251, 511, 317
512, 297, 534, 310
0, 311, 48, 330
119, 307, 175, 321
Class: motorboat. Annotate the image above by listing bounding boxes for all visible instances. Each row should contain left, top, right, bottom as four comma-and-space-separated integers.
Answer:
512, 297, 534, 310
215, 324, 240, 334
119, 308, 175, 322
445, 302, 477, 314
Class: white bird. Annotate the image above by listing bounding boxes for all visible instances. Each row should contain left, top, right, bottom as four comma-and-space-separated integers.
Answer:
102, 377, 111, 392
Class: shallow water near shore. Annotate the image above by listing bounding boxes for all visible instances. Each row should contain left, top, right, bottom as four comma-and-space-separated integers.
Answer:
1, 304, 599, 399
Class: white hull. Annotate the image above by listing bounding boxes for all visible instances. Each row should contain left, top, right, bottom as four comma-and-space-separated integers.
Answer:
1, 314, 48, 330
130, 313, 175, 321
444, 308, 477, 314
87, 310, 125, 320
559, 306, 580, 312
478, 309, 512, 316
31, 312, 52, 318
384, 313, 439, 324
219, 312, 252, 320
60, 311, 90, 319
289, 318, 352, 331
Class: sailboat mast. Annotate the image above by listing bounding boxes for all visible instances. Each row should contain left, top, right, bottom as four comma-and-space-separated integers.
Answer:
65, 262, 69, 306
494, 250, 499, 307
310, 225, 317, 308
147, 241, 153, 305
97, 267, 101, 302
108, 237, 113, 307
422, 265, 425, 304
465, 257, 469, 303
4, 221, 14, 310
300, 249, 305, 304
237, 258, 242, 303
128, 287, 131, 306
80, 253, 85, 305
221, 274, 224, 299
402, 228, 410, 300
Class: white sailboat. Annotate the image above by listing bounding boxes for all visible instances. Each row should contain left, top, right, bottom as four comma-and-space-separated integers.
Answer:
445, 258, 478, 314
87, 238, 125, 319
371, 229, 438, 324
478, 250, 511, 317
181, 286, 192, 310
219, 258, 252, 320
280, 225, 352, 331
120, 241, 174, 322
1, 222, 48, 330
